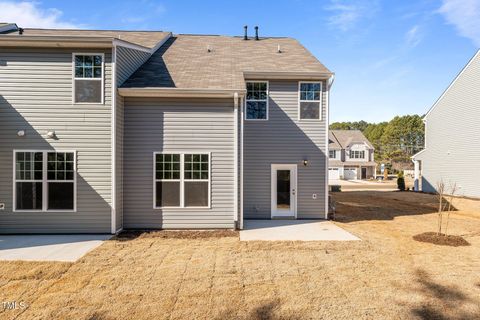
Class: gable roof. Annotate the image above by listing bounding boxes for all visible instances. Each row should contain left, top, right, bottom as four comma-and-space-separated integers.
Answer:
0, 27, 171, 50
330, 130, 374, 149
328, 131, 342, 149
423, 49, 480, 120
121, 34, 332, 91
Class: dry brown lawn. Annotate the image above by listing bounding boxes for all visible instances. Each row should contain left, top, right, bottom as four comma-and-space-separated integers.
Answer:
1, 191, 480, 320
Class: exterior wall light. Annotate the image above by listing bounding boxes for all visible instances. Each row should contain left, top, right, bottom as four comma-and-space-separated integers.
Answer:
17, 130, 25, 137
303, 159, 308, 166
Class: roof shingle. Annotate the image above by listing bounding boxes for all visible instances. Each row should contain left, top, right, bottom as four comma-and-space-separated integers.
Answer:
122, 35, 332, 90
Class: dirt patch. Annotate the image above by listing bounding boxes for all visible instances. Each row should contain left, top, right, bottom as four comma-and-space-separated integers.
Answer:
413, 232, 470, 247
114, 229, 238, 241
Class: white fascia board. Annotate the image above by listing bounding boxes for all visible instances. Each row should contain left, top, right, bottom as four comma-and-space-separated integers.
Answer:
118, 87, 246, 98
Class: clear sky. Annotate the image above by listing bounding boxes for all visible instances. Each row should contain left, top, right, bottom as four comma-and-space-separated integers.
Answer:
1, 0, 479, 122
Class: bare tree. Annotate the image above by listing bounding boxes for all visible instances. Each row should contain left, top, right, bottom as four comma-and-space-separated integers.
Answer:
436, 180, 445, 235
444, 182, 458, 236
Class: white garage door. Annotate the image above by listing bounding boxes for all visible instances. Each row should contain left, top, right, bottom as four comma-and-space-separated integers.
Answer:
328, 168, 340, 180
344, 168, 357, 180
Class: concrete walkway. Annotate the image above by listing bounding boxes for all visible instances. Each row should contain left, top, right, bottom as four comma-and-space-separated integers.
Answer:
240, 220, 360, 241
0, 234, 111, 262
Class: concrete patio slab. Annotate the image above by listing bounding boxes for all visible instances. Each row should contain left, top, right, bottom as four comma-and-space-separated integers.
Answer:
0, 234, 111, 262
240, 220, 360, 241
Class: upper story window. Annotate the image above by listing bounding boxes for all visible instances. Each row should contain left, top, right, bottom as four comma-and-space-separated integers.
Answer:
350, 150, 365, 159
73, 54, 104, 104
329, 150, 336, 158
299, 82, 321, 120
245, 82, 268, 120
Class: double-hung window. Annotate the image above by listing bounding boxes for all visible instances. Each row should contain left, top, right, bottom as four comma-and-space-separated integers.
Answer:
350, 150, 365, 159
329, 150, 336, 159
14, 151, 76, 211
299, 82, 322, 120
245, 81, 268, 120
73, 54, 104, 104
155, 153, 210, 208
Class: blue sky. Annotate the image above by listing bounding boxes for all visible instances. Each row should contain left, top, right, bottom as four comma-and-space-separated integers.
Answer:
1, 0, 479, 122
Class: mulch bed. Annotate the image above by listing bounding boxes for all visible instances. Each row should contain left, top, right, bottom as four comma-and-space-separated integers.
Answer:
413, 232, 470, 247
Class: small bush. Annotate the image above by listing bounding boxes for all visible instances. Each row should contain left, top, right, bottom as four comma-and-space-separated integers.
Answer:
397, 172, 406, 191
330, 185, 341, 192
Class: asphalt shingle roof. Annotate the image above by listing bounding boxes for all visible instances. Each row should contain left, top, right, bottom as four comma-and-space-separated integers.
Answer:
122, 34, 332, 90
0, 28, 170, 49
330, 130, 374, 149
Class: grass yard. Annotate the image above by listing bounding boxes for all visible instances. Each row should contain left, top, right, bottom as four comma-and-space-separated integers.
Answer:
1, 191, 480, 319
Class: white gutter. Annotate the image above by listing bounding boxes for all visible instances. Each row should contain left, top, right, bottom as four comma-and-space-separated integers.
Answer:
233, 92, 239, 228
118, 87, 246, 98
244, 71, 333, 80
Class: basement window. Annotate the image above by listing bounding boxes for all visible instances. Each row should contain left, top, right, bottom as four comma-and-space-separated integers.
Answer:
73, 54, 104, 104
299, 82, 321, 120
154, 153, 210, 208
245, 81, 268, 120
14, 151, 76, 211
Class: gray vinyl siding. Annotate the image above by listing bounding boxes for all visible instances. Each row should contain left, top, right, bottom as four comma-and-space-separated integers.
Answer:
114, 46, 152, 231
123, 97, 235, 229
417, 52, 480, 198
0, 48, 113, 233
243, 80, 327, 219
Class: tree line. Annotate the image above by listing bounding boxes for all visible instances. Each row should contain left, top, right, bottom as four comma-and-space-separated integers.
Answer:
330, 115, 425, 169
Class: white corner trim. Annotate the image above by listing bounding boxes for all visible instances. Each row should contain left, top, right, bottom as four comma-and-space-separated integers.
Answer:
424, 49, 480, 119
240, 96, 244, 230
325, 76, 333, 219
233, 92, 239, 224
111, 46, 117, 234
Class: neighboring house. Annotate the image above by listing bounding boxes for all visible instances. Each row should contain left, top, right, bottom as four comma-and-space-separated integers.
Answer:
0, 24, 333, 234
328, 130, 376, 180
413, 50, 480, 198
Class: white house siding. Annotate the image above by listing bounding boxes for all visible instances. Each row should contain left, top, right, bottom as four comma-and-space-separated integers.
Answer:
123, 97, 236, 229
243, 80, 328, 219
0, 48, 113, 233
417, 51, 480, 198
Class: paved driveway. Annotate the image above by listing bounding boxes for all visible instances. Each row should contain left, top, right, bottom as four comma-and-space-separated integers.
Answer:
0, 234, 111, 262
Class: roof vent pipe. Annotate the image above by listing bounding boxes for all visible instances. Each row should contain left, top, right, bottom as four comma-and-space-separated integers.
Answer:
255, 26, 259, 40
18, 28, 24, 35
244, 25, 248, 40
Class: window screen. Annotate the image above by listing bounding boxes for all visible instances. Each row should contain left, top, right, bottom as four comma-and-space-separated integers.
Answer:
73, 54, 103, 103
184, 154, 209, 207
47, 152, 75, 210
246, 82, 268, 120
299, 82, 321, 120
15, 152, 43, 210
155, 154, 181, 207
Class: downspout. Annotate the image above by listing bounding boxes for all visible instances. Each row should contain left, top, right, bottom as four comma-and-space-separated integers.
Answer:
233, 92, 239, 228
111, 45, 117, 234
240, 95, 244, 229
325, 74, 335, 219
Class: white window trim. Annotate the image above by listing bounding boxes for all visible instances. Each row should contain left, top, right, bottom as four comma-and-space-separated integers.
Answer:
245, 81, 269, 121
329, 150, 336, 159
12, 150, 77, 213
72, 52, 105, 105
153, 152, 211, 209
350, 150, 366, 159
298, 81, 322, 121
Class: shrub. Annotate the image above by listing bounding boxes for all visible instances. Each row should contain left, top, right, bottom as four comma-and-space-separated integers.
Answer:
397, 172, 406, 191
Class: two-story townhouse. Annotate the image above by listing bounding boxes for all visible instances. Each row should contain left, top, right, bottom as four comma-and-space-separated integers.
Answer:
0, 24, 333, 234
328, 130, 376, 180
